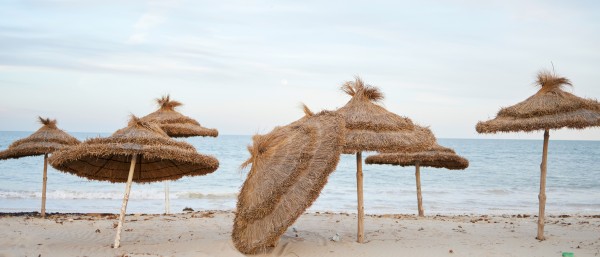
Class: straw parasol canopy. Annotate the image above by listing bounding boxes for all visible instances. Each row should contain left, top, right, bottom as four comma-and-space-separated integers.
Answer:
336, 77, 436, 154
335, 77, 436, 243
232, 106, 345, 254
366, 141, 468, 217
0, 117, 80, 160
140, 95, 218, 138
476, 70, 600, 241
365, 144, 469, 170
476, 71, 600, 133
0, 117, 80, 218
49, 116, 219, 248
49, 116, 219, 183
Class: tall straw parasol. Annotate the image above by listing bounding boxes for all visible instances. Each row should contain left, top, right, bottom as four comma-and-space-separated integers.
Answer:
140, 95, 218, 137
335, 77, 436, 242
0, 117, 80, 218
141, 95, 219, 214
232, 106, 345, 254
49, 116, 219, 248
476, 70, 600, 240
365, 140, 469, 217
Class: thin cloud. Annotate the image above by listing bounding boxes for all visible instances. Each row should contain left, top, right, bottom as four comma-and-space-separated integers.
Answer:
79, 57, 217, 75
127, 33, 147, 45
127, 13, 166, 44
133, 13, 166, 30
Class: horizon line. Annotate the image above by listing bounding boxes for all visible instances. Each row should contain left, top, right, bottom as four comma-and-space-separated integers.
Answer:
1, 130, 599, 142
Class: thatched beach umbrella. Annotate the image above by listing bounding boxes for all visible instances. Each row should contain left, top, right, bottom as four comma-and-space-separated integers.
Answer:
335, 77, 436, 242
365, 141, 469, 217
476, 70, 600, 240
141, 95, 219, 214
49, 116, 219, 248
140, 95, 218, 137
0, 117, 80, 218
232, 106, 345, 254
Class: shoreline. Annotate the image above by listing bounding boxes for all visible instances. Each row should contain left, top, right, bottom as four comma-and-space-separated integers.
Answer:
1, 211, 599, 257
3, 210, 600, 218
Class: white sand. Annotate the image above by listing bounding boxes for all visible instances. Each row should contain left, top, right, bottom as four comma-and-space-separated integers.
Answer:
0, 211, 599, 257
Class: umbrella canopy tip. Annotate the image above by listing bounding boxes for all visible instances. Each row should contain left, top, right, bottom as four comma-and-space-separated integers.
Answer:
240, 145, 255, 170
341, 76, 384, 102
536, 70, 572, 94
299, 103, 314, 117
239, 131, 273, 170
127, 115, 169, 137
128, 114, 143, 125
156, 94, 183, 111
38, 116, 57, 129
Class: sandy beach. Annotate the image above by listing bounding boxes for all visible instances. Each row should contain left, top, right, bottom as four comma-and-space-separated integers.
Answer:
0, 211, 598, 257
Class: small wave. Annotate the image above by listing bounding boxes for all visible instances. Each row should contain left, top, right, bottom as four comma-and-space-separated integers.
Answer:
0, 190, 144, 200
0, 190, 238, 200
484, 189, 512, 195
176, 192, 238, 199
0, 191, 38, 199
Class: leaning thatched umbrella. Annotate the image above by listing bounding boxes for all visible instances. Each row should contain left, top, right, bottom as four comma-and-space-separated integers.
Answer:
365, 141, 469, 217
141, 95, 219, 214
476, 70, 600, 240
232, 106, 345, 254
49, 116, 219, 248
0, 117, 80, 218
335, 77, 436, 242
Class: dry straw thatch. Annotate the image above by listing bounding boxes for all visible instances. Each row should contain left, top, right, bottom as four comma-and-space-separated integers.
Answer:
476, 70, 600, 133
140, 95, 218, 138
49, 116, 219, 183
232, 107, 345, 254
336, 77, 436, 154
365, 144, 469, 170
476, 69, 600, 241
0, 117, 80, 159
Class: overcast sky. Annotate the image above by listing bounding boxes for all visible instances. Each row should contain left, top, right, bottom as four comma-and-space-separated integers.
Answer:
1, 0, 599, 140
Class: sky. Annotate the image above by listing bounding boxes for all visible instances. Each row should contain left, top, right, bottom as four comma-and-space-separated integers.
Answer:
1, 0, 599, 140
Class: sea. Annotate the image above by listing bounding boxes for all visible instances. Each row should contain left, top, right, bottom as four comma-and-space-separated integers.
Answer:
0, 132, 599, 215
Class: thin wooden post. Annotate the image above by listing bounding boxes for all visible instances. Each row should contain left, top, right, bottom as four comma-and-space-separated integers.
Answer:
356, 151, 364, 243
113, 154, 138, 248
165, 181, 170, 214
415, 163, 424, 217
41, 153, 48, 218
537, 130, 550, 240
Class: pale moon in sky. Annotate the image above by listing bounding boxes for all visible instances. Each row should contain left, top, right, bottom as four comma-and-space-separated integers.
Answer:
281, 79, 288, 85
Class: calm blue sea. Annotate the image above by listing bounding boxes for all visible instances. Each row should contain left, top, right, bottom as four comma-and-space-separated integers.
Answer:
0, 132, 599, 215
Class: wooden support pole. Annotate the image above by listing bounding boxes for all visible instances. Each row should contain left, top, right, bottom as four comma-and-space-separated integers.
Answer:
41, 153, 48, 218
165, 181, 170, 214
113, 154, 138, 248
415, 163, 424, 217
356, 151, 364, 243
537, 130, 550, 240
